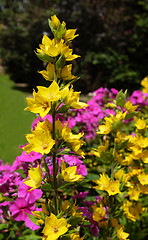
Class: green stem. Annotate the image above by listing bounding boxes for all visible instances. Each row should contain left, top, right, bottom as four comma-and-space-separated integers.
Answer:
52, 107, 58, 215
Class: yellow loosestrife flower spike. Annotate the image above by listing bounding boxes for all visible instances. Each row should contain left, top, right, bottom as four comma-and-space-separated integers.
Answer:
62, 161, 84, 182
42, 213, 68, 240
24, 163, 42, 190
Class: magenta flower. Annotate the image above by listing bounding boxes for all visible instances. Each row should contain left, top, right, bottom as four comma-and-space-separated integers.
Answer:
18, 182, 43, 204
9, 197, 40, 230
60, 155, 87, 176
11, 151, 42, 172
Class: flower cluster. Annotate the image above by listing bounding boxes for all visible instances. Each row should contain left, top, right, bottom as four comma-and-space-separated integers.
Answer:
4, 15, 89, 240
90, 89, 148, 239
1, 14, 148, 240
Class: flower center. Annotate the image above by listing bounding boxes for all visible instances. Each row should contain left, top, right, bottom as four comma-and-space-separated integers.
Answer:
53, 226, 59, 233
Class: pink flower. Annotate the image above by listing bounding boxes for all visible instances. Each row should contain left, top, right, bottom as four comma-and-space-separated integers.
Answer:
11, 151, 42, 172
10, 198, 40, 230
18, 182, 43, 204
60, 155, 87, 176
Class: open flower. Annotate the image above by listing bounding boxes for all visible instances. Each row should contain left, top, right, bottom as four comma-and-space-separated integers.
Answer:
117, 225, 129, 240
24, 163, 42, 190
62, 161, 84, 182
42, 213, 68, 240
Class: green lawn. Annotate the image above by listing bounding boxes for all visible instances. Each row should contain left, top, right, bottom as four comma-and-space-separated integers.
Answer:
0, 74, 35, 164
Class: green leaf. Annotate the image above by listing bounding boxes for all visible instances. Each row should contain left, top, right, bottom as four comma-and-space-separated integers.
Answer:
34, 51, 54, 63
125, 112, 138, 119
41, 183, 52, 192
0, 223, 9, 230
116, 140, 129, 150
67, 216, 83, 226
55, 24, 66, 41
25, 213, 39, 226
24, 235, 42, 240
112, 120, 123, 133
86, 173, 99, 180
116, 89, 127, 109
100, 151, 114, 162
55, 54, 66, 70
57, 104, 70, 113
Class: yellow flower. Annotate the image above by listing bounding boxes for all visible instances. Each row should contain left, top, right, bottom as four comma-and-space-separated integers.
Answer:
94, 173, 110, 191
62, 161, 84, 182
141, 150, 148, 163
42, 213, 68, 240
124, 100, 138, 112
71, 201, 83, 218
141, 76, 148, 93
23, 128, 55, 155
62, 123, 85, 156
32, 202, 50, 225
138, 183, 148, 194
134, 117, 147, 130
61, 44, 80, 61
92, 204, 106, 222
61, 64, 76, 81
70, 233, 84, 240
38, 36, 64, 57
128, 188, 140, 201
117, 225, 129, 240
137, 172, 148, 185
121, 200, 144, 222
115, 169, 129, 183
97, 118, 112, 135
90, 144, 108, 158
64, 85, 88, 109
106, 180, 121, 196
25, 80, 63, 118
39, 62, 55, 81
109, 111, 127, 123
63, 29, 79, 42
50, 15, 60, 30
25, 89, 51, 118
24, 163, 42, 190
136, 136, 148, 148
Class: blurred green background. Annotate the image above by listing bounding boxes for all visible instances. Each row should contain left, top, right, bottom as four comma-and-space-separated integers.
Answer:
0, 0, 148, 163
0, 74, 35, 163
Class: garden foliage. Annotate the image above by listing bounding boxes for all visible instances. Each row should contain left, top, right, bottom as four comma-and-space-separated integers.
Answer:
0, 15, 148, 240
0, 0, 148, 92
